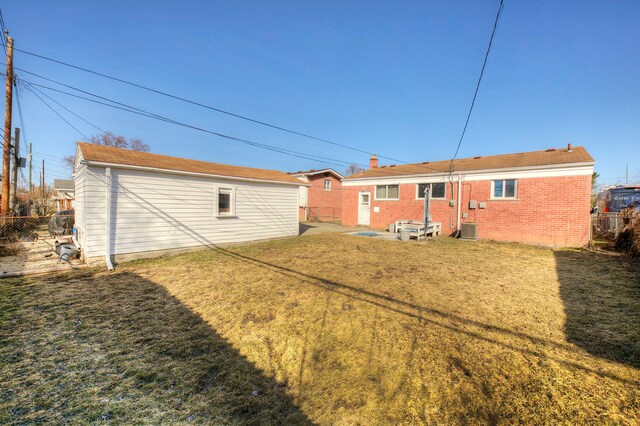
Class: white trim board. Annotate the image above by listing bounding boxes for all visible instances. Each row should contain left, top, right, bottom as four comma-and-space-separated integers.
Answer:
82, 160, 309, 187
342, 164, 594, 186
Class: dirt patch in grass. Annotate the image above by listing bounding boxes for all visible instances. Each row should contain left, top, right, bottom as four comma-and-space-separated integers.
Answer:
0, 239, 81, 275
1, 234, 639, 424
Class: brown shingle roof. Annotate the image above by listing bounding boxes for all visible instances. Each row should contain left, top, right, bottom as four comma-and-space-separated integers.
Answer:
78, 143, 305, 185
345, 146, 594, 180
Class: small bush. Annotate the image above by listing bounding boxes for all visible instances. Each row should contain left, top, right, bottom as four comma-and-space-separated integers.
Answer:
615, 209, 640, 257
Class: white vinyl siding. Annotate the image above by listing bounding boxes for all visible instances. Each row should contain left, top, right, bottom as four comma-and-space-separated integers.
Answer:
77, 165, 108, 258
75, 165, 299, 258
298, 186, 308, 207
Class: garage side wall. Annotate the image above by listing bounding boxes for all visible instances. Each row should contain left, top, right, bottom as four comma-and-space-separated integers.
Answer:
84, 167, 299, 259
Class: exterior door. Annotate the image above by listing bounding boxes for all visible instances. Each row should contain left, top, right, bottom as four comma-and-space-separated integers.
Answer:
358, 192, 371, 225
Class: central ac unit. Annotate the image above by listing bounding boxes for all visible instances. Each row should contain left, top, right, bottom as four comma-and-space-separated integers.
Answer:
460, 222, 478, 240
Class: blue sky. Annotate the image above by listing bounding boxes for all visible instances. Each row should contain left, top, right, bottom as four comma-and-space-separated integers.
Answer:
2, 0, 639, 185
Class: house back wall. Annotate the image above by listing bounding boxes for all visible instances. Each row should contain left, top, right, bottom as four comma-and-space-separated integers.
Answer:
342, 174, 591, 247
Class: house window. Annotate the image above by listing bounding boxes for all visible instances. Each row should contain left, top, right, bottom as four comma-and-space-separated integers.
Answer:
324, 179, 331, 191
417, 182, 446, 199
216, 187, 236, 216
492, 179, 517, 199
375, 184, 399, 200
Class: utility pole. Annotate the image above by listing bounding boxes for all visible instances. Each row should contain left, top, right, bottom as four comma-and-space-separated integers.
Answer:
10, 127, 19, 212
1, 32, 14, 215
41, 159, 45, 191
28, 142, 32, 195
626, 163, 629, 185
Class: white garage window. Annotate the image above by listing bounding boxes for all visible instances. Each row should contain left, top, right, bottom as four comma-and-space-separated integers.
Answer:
216, 187, 236, 216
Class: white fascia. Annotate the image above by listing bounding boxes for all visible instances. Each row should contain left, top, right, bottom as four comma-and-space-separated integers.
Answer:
341, 163, 595, 187
81, 160, 311, 187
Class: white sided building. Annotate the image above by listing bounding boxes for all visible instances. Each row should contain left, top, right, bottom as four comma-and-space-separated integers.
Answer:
73, 143, 307, 265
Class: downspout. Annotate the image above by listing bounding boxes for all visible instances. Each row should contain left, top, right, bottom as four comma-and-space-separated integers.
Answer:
105, 167, 114, 271
456, 174, 462, 237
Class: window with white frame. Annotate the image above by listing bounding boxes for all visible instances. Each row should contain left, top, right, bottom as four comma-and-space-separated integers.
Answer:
216, 187, 236, 216
375, 184, 399, 200
417, 182, 446, 199
323, 179, 331, 191
492, 179, 517, 199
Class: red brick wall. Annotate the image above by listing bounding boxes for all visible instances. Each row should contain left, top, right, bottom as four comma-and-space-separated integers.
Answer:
342, 174, 591, 247
307, 173, 343, 219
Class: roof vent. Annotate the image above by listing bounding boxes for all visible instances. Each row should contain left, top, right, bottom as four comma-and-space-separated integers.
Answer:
381, 165, 387, 168
389, 165, 396, 167
473, 156, 481, 159
546, 148, 556, 152
422, 161, 430, 164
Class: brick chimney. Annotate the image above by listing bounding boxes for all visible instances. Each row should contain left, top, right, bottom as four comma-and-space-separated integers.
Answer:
567, 143, 573, 152
369, 154, 378, 169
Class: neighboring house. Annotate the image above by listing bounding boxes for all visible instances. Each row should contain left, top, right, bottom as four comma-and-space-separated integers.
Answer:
288, 169, 344, 222
53, 179, 75, 211
74, 143, 307, 264
342, 145, 594, 247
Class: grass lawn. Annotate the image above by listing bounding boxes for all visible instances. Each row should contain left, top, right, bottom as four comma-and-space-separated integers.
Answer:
1, 233, 639, 424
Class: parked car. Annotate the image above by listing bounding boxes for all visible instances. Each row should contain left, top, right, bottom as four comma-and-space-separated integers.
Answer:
594, 186, 640, 213
48, 210, 75, 237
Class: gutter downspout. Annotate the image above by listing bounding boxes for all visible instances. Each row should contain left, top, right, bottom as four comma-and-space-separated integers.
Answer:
456, 174, 462, 237
105, 167, 114, 271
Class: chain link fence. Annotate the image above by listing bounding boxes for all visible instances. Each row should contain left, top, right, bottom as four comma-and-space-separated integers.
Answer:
0, 212, 79, 274
306, 207, 342, 224
591, 212, 624, 241
0, 213, 74, 255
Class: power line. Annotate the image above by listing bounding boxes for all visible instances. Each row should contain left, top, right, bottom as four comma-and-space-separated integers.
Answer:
451, 0, 504, 164
14, 86, 30, 158
4, 44, 419, 165
4, 65, 451, 176
0, 8, 7, 56
28, 84, 107, 135
26, 80, 457, 180
28, 85, 90, 140
20, 78, 364, 170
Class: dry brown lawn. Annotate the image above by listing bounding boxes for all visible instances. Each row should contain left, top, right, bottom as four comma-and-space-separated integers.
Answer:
1, 233, 639, 424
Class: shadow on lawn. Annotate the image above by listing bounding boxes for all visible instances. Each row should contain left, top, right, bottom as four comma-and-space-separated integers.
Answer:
298, 223, 316, 235
209, 245, 639, 385
555, 250, 640, 369
2, 271, 311, 424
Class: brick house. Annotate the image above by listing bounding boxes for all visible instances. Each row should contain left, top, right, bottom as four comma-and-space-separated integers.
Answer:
341, 145, 594, 247
288, 169, 344, 222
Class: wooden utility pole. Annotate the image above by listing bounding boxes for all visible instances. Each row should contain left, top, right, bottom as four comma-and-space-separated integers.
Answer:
10, 127, 19, 212
28, 142, 32, 195
42, 159, 45, 190
1, 32, 14, 215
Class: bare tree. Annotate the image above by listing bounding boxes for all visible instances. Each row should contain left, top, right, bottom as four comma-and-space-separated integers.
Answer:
31, 185, 56, 217
345, 163, 365, 177
63, 132, 150, 168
